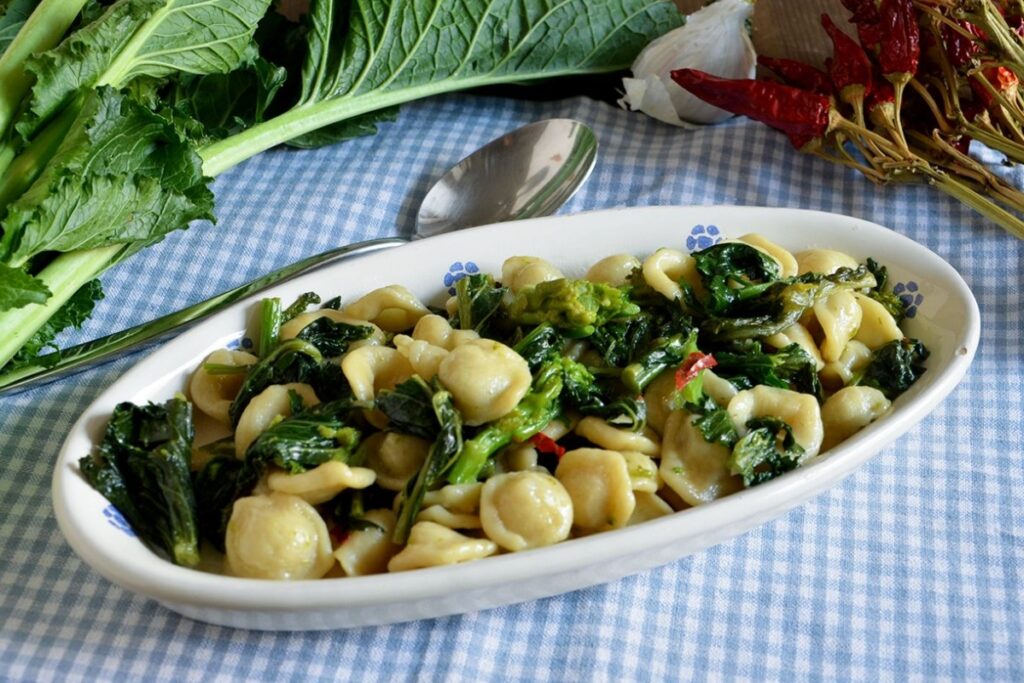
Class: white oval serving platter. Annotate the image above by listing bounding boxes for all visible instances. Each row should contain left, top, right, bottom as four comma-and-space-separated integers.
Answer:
53, 206, 979, 631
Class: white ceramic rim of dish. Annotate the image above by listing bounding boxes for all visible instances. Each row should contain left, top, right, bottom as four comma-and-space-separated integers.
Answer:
52, 205, 980, 613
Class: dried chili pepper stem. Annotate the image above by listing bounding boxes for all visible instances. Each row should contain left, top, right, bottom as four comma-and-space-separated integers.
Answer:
908, 78, 956, 133
927, 168, 1024, 238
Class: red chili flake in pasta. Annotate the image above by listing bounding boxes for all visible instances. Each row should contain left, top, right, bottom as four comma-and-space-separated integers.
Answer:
529, 433, 566, 459
674, 352, 718, 392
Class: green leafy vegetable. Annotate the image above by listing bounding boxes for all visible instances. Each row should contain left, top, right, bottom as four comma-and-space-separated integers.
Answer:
245, 398, 362, 472
193, 453, 254, 550
79, 396, 199, 566
692, 242, 781, 315
295, 316, 373, 356
864, 257, 907, 322
453, 273, 506, 334
856, 338, 929, 399
508, 278, 641, 336
228, 338, 322, 425
0, 0, 36, 58
7, 278, 102, 370
714, 340, 823, 400
513, 323, 563, 371
447, 359, 565, 484
560, 356, 646, 430
0, 262, 50, 309
394, 383, 462, 542
376, 376, 440, 440
282, 291, 321, 321
622, 329, 698, 393
728, 416, 804, 487
256, 297, 281, 356
683, 393, 739, 450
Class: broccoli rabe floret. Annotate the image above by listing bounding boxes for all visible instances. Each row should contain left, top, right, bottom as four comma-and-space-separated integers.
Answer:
508, 278, 640, 335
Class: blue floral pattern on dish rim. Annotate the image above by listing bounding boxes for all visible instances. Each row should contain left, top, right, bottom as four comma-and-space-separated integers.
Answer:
893, 280, 923, 318
686, 224, 722, 252
443, 261, 480, 295
103, 504, 136, 537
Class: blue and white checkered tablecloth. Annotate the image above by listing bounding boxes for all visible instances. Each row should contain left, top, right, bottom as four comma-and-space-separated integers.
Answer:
0, 93, 1021, 682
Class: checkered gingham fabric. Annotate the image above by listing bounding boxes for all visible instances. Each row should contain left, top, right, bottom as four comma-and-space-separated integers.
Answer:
0, 93, 1021, 682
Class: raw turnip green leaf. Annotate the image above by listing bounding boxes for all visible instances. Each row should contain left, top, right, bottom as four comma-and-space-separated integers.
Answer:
0, 0, 37, 58
17, 0, 271, 138
1, 87, 213, 265
0, 262, 50, 309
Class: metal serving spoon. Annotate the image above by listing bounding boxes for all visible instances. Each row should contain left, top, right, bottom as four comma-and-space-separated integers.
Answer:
0, 118, 598, 394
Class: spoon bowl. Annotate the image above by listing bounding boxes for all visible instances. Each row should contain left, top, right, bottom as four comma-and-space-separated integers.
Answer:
416, 119, 597, 237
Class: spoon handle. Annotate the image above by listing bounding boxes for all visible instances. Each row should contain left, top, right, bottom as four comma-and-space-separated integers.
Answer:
0, 237, 407, 395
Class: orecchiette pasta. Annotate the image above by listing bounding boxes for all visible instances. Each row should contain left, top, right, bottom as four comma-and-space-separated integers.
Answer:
235, 383, 319, 457
122, 238, 927, 581
820, 386, 892, 451
795, 248, 860, 275
585, 253, 641, 286
267, 461, 376, 505
555, 448, 636, 532
853, 293, 904, 349
501, 256, 564, 292
364, 432, 431, 491
737, 233, 798, 278
225, 492, 335, 580
341, 285, 429, 332
659, 411, 742, 506
575, 416, 661, 455
334, 509, 400, 577
386, 522, 497, 572
727, 386, 824, 458
189, 349, 257, 424
641, 248, 701, 302
437, 339, 531, 425
479, 471, 573, 551
814, 290, 863, 363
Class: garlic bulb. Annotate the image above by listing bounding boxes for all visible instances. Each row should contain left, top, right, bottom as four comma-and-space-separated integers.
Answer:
620, 0, 757, 128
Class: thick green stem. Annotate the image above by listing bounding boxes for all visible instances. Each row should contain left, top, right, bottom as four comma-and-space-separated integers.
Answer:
927, 169, 1024, 240
0, 245, 123, 368
0, 101, 78, 210
0, 0, 88, 141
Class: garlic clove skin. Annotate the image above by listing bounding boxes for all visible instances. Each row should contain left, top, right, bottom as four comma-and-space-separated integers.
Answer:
619, 0, 757, 127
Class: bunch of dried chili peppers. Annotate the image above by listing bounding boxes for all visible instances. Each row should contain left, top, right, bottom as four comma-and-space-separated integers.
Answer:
672, 0, 1024, 240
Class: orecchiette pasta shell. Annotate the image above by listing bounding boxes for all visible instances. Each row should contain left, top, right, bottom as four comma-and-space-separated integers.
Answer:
392, 334, 449, 379
501, 256, 564, 292
422, 483, 483, 514
585, 253, 641, 286
225, 492, 334, 580
622, 451, 660, 493
813, 290, 862, 363
765, 322, 825, 371
727, 385, 824, 459
334, 509, 400, 577
820, 340, 872, 390
480, 471, 573, 551
737, 233, 798, 278
387, 522, 498, 572
267, 461, 376, 505
189, 349, 257, 425
235, 383, 320, 458
555, 448, 636, 532
641, 248, 700, 302
341, 346, 414, 403
628, 491, 675, 525
575, 416, 661, 455
794, 248, 860, 276
365, 432, 431, 491
417, 505, 482, 529
853, 293, 904, 349
341, 285, 429, 332
438, 339, 532, 426
659, 411, 742, 506
495, 443, 539, 474
820, 386, 891, 452
702, 370, 739, 409
411, 313, 480, 351
643, 368, 677, 435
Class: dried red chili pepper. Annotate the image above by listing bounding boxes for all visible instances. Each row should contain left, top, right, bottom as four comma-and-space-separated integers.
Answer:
758, 56, 833, 95
942, 21, 983, 68
867, 79, 895, 129
877, 0, 921, 82
971, 65, 1020, 107
529, 433, 566, 459
840, 0, 883, 49
674, 352, 718, 393
822, 14, 875, 106
671, 69, 832, 149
